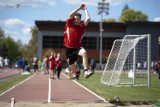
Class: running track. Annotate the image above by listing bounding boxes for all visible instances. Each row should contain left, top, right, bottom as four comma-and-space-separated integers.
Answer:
0, 70, 105, 103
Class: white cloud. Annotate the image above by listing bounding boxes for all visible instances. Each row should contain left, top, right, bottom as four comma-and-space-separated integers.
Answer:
2, 18, 26, 28
22, 27, 31, 35
0, 18, 32, 44
0, 0, 56, 8
154, 17, 160, 22
63, 0, 133, 6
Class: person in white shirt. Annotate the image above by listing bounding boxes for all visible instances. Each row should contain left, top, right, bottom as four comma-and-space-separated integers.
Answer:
0, 56, 4, 68
4, 57, 9, 68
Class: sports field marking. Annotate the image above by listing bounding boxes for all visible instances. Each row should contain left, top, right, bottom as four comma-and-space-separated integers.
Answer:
0, 75, 33, 96
48, 78, 51, 103
62, 73, 107, 103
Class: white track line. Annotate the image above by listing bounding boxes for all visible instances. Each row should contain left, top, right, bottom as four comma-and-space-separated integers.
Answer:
48, 78, 51, 103
0, 75, 33, 96
62, 73, 107, 103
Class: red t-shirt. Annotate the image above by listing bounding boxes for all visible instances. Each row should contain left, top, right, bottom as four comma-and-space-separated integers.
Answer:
49, 57, 55, 70
56, 58, 62, 67
64, 18, 86, 48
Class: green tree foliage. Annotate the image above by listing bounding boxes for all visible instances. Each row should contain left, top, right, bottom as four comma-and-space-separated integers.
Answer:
23, 26, 38, 62
3, 36, 21, 63
0, 28, 24, 64
44, 48, 55, 57
0, 27, 5, 39
121, 4, 129, 16
103, 18, 116, 22
119, 9, 148, 22
0, 26, 38, 64
0, 28, 5, 56
16, 40, 27, 58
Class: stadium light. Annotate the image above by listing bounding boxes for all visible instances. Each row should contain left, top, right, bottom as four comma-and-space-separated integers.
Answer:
97, 0, 109, 69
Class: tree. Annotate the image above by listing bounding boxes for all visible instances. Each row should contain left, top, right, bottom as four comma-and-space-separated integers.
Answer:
121, 4, 129, 16
103, 18, 116, 22
4, 36, 21, 63
0, 42, 7, 57
0, 28, 5, 56
25, 26, 38, 62
44, 48, 55, 57
16, 39, 27, 58
0, 27, 5, 39
0, 28, 22, 63
119, 9, 148, 22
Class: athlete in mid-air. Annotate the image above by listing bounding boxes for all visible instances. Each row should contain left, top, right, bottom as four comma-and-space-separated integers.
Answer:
64, 4, 93, 79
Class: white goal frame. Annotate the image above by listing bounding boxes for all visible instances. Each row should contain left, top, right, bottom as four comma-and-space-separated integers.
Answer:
101, 34, 151, 87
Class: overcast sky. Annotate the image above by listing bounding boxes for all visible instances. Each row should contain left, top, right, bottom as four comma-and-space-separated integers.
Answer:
0, 0, 160, 44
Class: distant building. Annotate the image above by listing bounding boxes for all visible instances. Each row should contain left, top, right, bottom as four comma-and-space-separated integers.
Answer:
35, 21, 160, 62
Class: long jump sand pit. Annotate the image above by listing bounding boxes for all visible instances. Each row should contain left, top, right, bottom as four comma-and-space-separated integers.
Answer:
0, 102, 113, 107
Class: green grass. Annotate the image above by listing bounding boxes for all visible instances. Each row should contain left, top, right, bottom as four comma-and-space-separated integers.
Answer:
0, 74, 32, 94
77, 71, 160, 106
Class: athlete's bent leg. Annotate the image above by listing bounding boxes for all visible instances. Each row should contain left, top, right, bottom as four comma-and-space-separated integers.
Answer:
78, 47, 93, 78
78, 47, 88, 70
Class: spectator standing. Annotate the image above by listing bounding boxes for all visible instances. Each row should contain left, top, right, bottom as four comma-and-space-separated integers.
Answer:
17, 58, 23, 73
55, 53, 62, 79
33, 55, 39, 74
38, 59, 42, 71
137, 62, 141, 70
143, 61, 147, 70
44, 55, 49, 74
41, 60, 45, 70
49, 53, 56, 79
0, 56, 4, 72
4, 57, 9, 69
151, 61, 154, 71
154, 61, 159, 73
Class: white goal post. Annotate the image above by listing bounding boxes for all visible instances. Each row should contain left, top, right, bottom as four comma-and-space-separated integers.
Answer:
101, 34, 151, 87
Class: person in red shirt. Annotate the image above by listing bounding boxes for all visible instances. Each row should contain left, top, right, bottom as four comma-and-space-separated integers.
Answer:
49, 53, 56, 79
64, 4, 93, 79
55, 53, 62, 79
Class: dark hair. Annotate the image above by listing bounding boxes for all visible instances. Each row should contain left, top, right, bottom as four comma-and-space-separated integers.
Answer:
75, 13, 82, 19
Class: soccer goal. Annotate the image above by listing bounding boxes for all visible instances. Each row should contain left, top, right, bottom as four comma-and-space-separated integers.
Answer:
101, 34, 151, 87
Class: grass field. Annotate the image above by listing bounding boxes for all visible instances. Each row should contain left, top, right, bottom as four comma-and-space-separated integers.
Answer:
77, 71, 160, 106
0, 74, 32, 94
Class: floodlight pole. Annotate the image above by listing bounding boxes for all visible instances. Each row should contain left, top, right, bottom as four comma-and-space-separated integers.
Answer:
100, 13, 103, 70
97, 0, 109, 69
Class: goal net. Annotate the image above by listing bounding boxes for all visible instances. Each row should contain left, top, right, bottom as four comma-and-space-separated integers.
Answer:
101, 34, 151, 87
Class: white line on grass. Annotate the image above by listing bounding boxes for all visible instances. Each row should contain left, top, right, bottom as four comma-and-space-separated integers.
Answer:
0, 74, 33, 96
62, 73, 107, 103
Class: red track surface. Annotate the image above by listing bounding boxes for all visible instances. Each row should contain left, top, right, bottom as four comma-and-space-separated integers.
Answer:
0, 69, 20, 79
0, 70, 104, 103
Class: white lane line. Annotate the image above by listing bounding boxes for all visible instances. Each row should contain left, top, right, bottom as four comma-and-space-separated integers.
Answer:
0, 75, 33, 96
62, 73, 107, 103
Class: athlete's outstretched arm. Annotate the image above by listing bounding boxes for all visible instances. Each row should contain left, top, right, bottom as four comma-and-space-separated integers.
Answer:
69, 4, 85, 19
84, 5, 91, 26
